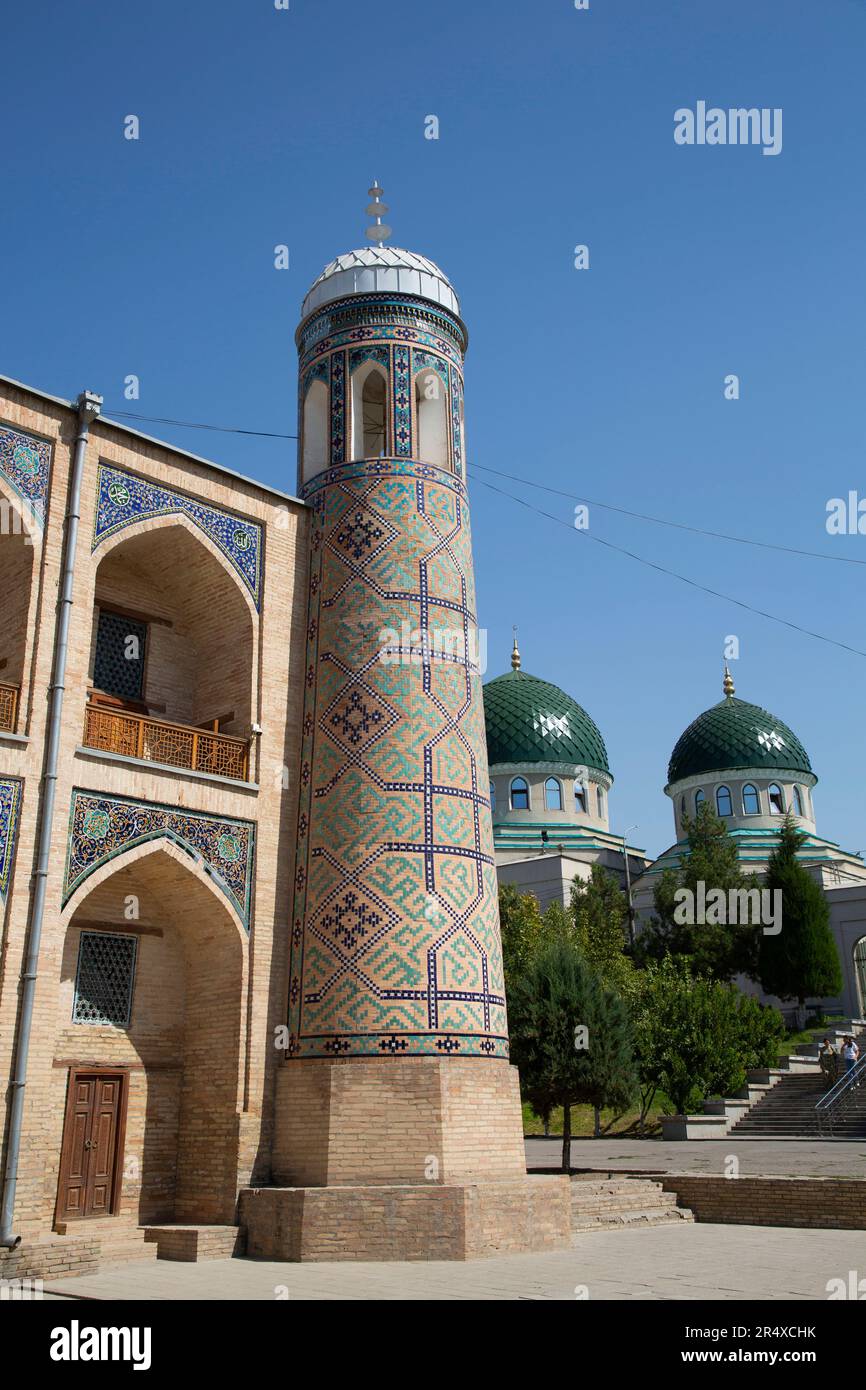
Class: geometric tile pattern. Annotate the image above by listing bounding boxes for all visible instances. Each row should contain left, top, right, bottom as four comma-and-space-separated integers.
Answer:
64, 789, 256, 930
0, 777, 23, 903
0, 424, 52, 528
483, 670, 610, 775
92, 463, 263, 610
668, 695, 813, 784
290, 441, 508, 1059
297, 299, 465, 374
73, 931, 138, 1026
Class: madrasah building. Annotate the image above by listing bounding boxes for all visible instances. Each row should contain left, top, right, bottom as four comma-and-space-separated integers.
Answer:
0, 191, 863, 1280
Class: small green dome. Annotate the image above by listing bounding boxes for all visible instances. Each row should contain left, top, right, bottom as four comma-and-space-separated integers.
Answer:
483, 669, 610, 776
668, 695, 813, 784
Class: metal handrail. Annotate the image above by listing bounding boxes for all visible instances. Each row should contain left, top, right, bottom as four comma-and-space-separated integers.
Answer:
815, 1053, 866, 1135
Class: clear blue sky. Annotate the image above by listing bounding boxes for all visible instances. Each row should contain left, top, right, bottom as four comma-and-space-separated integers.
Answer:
2, 0, 865, 858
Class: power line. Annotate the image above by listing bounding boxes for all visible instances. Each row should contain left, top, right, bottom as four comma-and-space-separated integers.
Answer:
471, 472, 866, 660
469, 460, 864, 568
97, 404, 863, 654
104, 409, 297, 440
104, 409, 856, 569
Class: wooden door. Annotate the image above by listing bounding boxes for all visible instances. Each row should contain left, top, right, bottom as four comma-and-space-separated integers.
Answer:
57, 1072, 125, 1222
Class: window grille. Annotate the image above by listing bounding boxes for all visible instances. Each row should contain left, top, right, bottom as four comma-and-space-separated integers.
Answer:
93, 610, 147, 701
73, 931, 138, 1026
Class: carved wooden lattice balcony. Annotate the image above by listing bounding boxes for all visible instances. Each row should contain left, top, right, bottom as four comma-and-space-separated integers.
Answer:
84, 703, 249, 781
0, 683, 19, 733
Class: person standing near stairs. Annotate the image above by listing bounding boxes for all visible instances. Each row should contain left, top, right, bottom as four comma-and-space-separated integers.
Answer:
841, 1036, 861, 1077
819, 1038, 838, 1088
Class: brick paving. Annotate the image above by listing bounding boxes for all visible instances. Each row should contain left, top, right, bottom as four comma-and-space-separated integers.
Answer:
37, 1224, 865, 1301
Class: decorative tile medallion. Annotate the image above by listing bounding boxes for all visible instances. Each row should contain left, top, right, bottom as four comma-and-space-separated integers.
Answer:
92, 464, 263, 610
0, 778, 23, 903
65, 789, 255, 930
0, 425, 52, 529
290, 448, 508, 1060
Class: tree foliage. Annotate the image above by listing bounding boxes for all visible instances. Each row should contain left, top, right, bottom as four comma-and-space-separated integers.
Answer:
508, 937, 639, 1170
634, 803, 760, 980
631, 956, 784, 1118
758, 816, 842, 1010
570, 865, 635, 995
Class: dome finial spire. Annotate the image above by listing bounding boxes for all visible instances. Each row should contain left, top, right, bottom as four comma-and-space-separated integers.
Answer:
723, 663, 735, 698
365, 182, 392, 247
511, 627, 521, 671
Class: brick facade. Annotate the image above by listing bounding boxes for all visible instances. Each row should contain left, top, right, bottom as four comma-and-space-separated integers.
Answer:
0, 377, 308, 1260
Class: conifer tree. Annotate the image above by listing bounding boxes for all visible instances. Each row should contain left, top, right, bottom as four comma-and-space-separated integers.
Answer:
758, 816, 841, 1025
508, 938, 638, 1170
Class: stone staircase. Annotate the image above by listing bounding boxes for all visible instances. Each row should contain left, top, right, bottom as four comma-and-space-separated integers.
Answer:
662, 1021, 866, 1140
52, 1218, 159, 1268
570, 1176, 694, 1233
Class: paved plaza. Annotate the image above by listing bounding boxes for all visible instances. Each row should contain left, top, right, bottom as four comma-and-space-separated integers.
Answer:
38, 1223, 863, 1301
526, 1136, 866, 1178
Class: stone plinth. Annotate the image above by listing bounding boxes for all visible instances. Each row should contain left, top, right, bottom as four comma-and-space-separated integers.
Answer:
273, 1057, 528, 1187
239, 1176, 571, 1262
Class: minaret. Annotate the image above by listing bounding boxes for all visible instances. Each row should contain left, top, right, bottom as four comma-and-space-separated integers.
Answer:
259, 192, 570, 1259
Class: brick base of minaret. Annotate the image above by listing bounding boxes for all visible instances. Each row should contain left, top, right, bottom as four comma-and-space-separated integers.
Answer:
237, 1059, 572, 1260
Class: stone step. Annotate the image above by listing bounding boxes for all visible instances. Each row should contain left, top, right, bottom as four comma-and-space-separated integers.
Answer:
570, 1194, 682, 1213
572, 1207, 694, 1233
142, 1224, 244, 1262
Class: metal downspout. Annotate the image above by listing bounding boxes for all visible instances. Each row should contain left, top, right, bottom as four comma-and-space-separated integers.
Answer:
0, 389, 102, 1247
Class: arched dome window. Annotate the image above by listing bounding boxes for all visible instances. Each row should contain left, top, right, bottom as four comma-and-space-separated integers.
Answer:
573, 781, 587, 813
544, 777, 563, 811
597, 786, 605, 818
716, 785, 733, 817
415, 369, 449, 469
680, 796, 686, 822
695, 789, 706, 812
792, 785, 804, 817
351, 362, 388, 460
302, 379, 329, 482
742, 783, 760, 816
769, 783, 785, 815
510, 776, 530, 811
489, 780, 496, 815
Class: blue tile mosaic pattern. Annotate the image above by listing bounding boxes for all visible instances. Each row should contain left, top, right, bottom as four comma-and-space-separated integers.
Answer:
64, 789, 256, 930
0, 425, 52, 528
92, 464, 263, 610
0, 778, 23, 902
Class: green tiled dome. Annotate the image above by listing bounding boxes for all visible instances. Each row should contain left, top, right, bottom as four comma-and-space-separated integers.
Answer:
483, 670, 610, 776
668, 696, 812, 784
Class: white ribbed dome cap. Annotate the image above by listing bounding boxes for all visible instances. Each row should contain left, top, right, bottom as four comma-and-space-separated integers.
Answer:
300, 246, 461, 320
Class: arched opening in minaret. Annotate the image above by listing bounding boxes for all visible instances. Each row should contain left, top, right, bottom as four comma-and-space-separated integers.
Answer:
302, 379, 329, 482
351, 362, 388, 459
414, 369, 449, 469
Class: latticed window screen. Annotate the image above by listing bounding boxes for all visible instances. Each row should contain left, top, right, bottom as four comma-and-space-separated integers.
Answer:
73, 932, 138, 1026
93, 610, 147, 701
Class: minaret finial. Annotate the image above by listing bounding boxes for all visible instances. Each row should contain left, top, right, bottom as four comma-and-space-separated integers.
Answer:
511, 627, 521, 671
365, 182, 392, 247
723, 664, 735, 698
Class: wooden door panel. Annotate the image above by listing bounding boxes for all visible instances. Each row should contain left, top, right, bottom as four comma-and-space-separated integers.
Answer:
57, 1071, 125, 1223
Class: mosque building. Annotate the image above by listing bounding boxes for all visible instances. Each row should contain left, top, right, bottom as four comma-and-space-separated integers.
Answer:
629, 669, 866, 1019
483, 635, 649, 912
481, 657, 866, 1021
